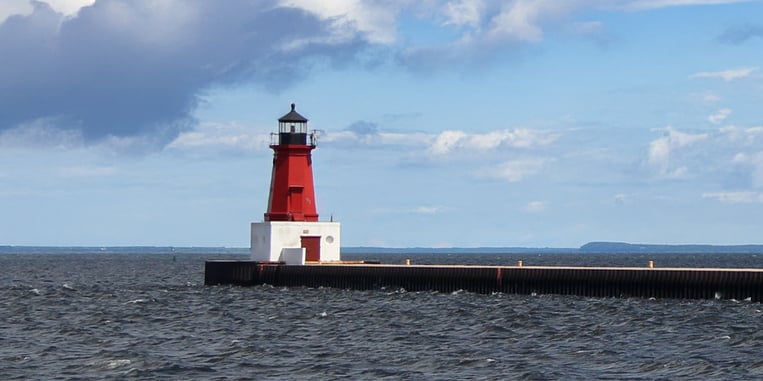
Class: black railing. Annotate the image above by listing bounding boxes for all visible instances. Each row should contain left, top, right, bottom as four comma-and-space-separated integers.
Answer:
270, 130, 318, 146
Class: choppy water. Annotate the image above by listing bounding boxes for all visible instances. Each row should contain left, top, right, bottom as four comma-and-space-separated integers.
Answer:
2, 252, 763, 380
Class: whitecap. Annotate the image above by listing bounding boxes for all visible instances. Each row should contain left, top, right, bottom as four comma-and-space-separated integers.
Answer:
62, 283, 75, 291
124, 299, 148, 304
102, 359, 132, 369
318, 311, 328, 317
30, 288, 41, 295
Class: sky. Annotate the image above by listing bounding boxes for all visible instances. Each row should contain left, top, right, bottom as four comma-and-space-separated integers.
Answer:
1, 0, 762, 248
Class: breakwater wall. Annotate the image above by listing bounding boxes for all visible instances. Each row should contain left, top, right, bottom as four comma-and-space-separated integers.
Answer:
204, 261, 763, 302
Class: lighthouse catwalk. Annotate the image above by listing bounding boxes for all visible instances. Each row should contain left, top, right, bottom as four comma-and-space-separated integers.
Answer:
205, 105, 763, 302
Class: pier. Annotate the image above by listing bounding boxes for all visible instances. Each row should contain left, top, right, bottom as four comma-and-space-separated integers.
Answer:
205, 261, 763, 302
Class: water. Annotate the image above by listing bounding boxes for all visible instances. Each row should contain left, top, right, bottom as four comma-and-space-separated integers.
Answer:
2, 252, 763, 380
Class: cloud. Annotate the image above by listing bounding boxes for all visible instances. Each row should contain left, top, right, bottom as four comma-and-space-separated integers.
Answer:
2, 0, 756, 148
524, 201, 546, 213
442, 0, 484, 28
345, 120, 379, 136
647, 127, 708, 177
0, 0, 33, 24
720, 125, 763, 144
0, 118, 84, 150
429, 128, 559, 155
414, 205, 444, 214
708, 108, 732, 124
732, 151, 763, 188
322, 123, 559, 155
279, 0, 401, 45
1, 0, 95, 23
690, 67, 758, 81
430, 130, 469, 154
717, 23, 763, 44
479, 157, 553, 182
613, 193, 629, 205
0, 0, 377, 144
322, 121, 431, 149
166, 122, 270, 153
692, 91, 721, 103
703, 191, 763, 204
396, 0, 751, 70
622, 0, 756, 10
638, 125, 763, 187
487, 1, 559, 43
370, 205, 446, 215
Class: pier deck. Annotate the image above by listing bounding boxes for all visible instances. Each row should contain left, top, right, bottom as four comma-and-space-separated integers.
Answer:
204, 261, 763, 302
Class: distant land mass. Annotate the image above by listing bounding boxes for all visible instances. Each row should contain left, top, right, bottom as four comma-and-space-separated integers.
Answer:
578, 242, 763, 254
345, 243, 763, 254
2, 243, 762, 254
341, 247, 577, 254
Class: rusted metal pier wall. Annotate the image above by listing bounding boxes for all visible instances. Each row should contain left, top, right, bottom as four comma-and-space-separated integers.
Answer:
204, 261, 763, 302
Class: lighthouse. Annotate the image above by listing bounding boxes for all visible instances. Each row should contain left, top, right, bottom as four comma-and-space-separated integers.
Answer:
250, 104, 341, 264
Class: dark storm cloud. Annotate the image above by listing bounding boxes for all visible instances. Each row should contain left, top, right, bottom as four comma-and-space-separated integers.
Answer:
717, 24, 763, 44
0, 1, 369, 142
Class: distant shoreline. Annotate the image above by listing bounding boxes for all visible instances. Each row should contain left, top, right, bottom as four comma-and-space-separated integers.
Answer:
2, 242, 762, 254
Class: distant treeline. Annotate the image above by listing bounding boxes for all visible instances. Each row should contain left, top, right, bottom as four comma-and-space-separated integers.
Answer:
579, 242, 763, 254
345, 244, 763, 254
341, 247, 579, 254
2, 243, 762, 254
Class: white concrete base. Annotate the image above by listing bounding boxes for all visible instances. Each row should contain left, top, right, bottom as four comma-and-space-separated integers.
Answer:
250, 221, 341, 262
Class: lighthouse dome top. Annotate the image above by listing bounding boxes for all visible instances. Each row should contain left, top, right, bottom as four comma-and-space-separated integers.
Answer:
278, 103, 308, 123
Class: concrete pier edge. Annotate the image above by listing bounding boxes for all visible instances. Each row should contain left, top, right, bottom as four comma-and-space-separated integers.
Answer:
204, 261, 763, 302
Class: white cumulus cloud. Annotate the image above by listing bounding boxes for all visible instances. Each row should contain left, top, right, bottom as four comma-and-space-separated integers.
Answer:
278, 0, 401, 44
430, 128, 558, 155
708, 108, 732, 124
647, 127, 708, 177
0, 0, 94, 23
732, 151, 763, 188
167, 122, 270, 152
524, 201, 546, 213
690, 67, 758, 81
414, 205, 444, 214
442, 0, 484, 28
479, 157, 553, 182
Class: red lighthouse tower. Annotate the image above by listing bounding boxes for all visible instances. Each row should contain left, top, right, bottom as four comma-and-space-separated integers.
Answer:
250, 104, 341, 264
264, 103, 318, 222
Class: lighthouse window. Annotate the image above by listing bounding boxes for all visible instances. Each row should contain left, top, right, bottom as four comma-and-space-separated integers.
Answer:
279, 122, 307, 134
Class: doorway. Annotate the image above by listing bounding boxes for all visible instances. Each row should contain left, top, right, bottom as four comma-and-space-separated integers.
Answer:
301, 236, 321, 262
